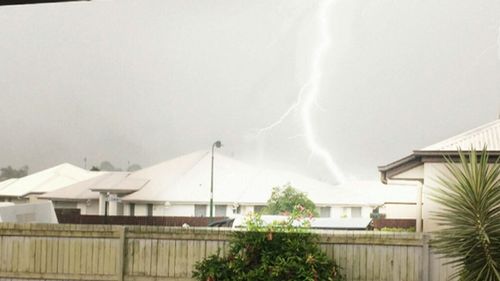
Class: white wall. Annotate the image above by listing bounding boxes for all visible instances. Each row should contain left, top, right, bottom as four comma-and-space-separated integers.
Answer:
328, 206, 374, 219
242, 205, 257, 215
361, 206, 373, 218
382, 204, 417, 219
156, 204, 194, 216
392, 161, 495, 232
75, 200, 100, 215
110, 203, 375, 218
423, 162, 452, 231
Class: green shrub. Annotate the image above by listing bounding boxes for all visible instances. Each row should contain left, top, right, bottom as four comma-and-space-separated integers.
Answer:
431, 149, 500, 281
193, 206, 345, 281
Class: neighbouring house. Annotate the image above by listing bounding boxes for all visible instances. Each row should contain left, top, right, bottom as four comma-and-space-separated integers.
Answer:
333, 181, 417, 220
0, 163, 102, 204
40, 171, 145, 215
378, 185, 417, 219
42, 151, 388, 218
38, 172, 111, 215
378, 119, 500, 232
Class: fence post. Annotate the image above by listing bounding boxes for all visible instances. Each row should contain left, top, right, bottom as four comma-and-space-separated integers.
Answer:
117, 226, 127, 281
422, 234, 430, 281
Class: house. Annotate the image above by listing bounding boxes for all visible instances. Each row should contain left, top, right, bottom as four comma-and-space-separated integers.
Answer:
333, 181, 417, 220
39, 171, 146, 215
37, 171, 111, 214
378, 119, 500, 232
42, 151, 387, 218
0, 163, 101, 204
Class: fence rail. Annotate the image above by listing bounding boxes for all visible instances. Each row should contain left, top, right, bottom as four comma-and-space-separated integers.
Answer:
0, 223, 455, 281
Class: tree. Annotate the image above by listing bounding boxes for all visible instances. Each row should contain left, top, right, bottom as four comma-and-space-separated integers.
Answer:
90, 166, 100, 171
127, 164, 142, 172
99, 161, 121, 171
431, 148, 500, 281
0, 165, 28, 181
264, 184, 319, 217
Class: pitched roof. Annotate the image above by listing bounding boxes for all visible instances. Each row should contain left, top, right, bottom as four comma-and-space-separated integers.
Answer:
0, 163, 100, 197
379, 119, 500, 181
37, 152, 414, 207
39, 172, 110, 201
122, 151, 390, 206
0, 178, 18, 191
89, 172, 148, 193
420, 119, 500, 151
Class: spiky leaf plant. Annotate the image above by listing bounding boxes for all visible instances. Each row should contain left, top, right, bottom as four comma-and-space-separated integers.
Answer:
431, 148, 500, 281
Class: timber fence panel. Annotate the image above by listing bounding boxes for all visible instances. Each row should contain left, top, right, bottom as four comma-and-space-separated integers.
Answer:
0, 223, 122, 281
0, 223, 459, 281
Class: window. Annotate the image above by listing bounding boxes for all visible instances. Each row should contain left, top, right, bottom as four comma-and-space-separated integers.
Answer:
351, 207, 362, 218
215, 205, 226, 217
129, 203, 135, 216
233, 205, 241, 214
341, 207, 349, 218
195, 205, 207, 217
253, 205, 266, 213
147, 204, 153, 216
319, 207, 331, 218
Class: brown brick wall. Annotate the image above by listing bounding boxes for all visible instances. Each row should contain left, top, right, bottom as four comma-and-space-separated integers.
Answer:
55, 208, 225, 227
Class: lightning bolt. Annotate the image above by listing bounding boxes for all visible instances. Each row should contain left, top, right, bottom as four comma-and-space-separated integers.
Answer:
257, 0, 346, 184
256, 83, 308, 135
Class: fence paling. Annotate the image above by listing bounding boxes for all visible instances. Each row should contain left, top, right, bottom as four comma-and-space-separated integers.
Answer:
0, 223, 455, 281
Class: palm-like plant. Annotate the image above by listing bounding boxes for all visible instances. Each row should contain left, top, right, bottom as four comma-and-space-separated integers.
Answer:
431, 148, 500, 281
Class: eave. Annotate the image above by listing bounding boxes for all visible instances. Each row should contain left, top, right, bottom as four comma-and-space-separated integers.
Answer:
379, 150, 500, 184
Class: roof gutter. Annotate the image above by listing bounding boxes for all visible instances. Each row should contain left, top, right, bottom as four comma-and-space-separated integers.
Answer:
378, 150, 500, 184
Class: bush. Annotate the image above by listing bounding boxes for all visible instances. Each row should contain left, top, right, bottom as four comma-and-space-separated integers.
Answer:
193, 206, 345, 281
431, 149, 500, 281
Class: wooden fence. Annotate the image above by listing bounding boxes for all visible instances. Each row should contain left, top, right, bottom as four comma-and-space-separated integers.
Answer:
0, 223, 455, 281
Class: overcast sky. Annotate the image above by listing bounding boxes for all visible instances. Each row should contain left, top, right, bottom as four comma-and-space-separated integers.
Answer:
0, 0, 499, 182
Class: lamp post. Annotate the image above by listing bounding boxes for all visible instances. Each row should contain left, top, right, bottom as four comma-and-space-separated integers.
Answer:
210, 140, 222, 218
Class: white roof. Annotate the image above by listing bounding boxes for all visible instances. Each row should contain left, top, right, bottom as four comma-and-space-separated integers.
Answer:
0, 178, 18, 191
121, 151, 391, 206
0, 163, 100, 198
35, 154, 416, 207
421, 119, 500, 151
39, 171, 110, 201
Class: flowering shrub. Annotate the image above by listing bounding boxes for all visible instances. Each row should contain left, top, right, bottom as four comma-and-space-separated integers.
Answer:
192, 205, 345, 281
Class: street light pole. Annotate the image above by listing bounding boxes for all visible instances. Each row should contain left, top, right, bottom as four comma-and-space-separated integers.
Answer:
210, 140, 222, 218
